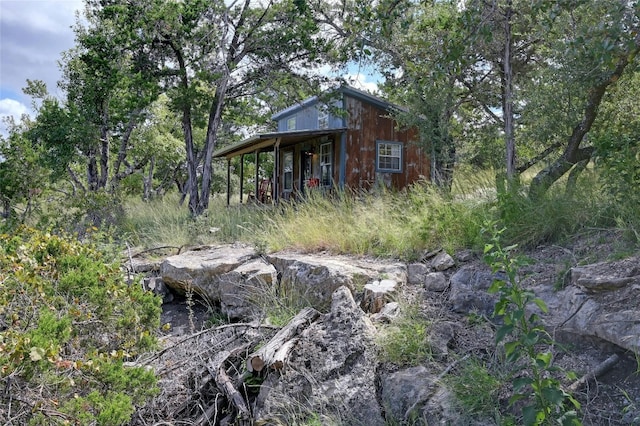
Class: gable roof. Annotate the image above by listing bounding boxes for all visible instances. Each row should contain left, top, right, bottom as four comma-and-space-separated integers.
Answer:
270, 85, 403, 121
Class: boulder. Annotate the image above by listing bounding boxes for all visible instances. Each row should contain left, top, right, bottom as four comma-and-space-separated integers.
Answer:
541, 256, 640, 353
381, 366, 458, 424
431, 252, 455, 271
425, 272, 448, 292
267, 252, 406, 311
407, 262, 429, 285
254, 286, 385, 425
448, 266, 503, 315
159, 245, 277, 320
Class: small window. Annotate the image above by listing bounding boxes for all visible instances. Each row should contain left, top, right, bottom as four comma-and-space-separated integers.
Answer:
287, 116, 296, 131
283, 151, 294, 191
376, 141, 403, 173
320, 142, 332, 187
318, 107, 328, 129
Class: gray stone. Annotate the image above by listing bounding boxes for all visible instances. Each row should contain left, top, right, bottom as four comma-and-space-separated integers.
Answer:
160, 245, 278, 320
267, 252, 406, 311
407, 262, 429, 285
255, 286, 385, 426
431, 252, 455, 271
381, 366, 458, 424
448, 266, 504, 315
425, 272, 448, 292
370, 301, 401, 323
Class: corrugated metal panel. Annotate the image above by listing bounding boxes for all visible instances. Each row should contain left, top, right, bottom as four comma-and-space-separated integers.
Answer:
342, 95, 429, 191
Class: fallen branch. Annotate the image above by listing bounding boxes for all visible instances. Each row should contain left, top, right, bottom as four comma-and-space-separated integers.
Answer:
142, 322, 278, 365
246, 307, 320, 373
568, 353, 620, 393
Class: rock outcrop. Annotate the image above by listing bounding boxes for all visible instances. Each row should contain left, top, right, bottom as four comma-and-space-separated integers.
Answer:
138, 244, 640, 423
255, 286, 384, 425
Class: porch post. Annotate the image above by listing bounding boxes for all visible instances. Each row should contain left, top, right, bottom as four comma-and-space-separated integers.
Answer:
254, 149, 260, 200
239, 154, 244, 203
273, 138, 281, 203
226, 159, 231, 206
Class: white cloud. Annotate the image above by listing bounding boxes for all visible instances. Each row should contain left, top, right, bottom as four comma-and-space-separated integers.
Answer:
0, 98, 30, 138
343, 72, 380, 94
0, 0, 83, 113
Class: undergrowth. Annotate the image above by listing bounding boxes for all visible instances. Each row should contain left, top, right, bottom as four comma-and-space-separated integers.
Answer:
0, 227, 161, 425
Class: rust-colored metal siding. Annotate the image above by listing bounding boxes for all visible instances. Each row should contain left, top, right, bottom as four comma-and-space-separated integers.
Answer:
342, 96, 429, 191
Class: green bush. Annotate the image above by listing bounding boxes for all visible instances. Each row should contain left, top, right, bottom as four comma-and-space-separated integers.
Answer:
0, 227, 161, 425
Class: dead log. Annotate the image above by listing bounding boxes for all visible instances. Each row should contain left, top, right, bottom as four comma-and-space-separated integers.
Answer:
246, 306, 320, 373
360, 279, 397, 314
568, 353, 620, 393
194, 343, 254, 426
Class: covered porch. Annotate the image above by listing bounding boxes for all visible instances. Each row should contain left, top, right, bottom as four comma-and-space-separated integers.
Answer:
213, 128, 346, 205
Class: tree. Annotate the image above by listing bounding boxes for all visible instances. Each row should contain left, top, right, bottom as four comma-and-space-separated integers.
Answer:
0, 120, 49, 222
527, 0, 640, 198
120, 0, 334, 215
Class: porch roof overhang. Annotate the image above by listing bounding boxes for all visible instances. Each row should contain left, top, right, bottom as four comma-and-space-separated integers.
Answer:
212, 128, 347, 160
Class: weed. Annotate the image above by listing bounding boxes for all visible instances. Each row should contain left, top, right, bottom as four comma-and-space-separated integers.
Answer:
377, 304, 432, 366
483, 222, 581, 425
448, 357, 502, 417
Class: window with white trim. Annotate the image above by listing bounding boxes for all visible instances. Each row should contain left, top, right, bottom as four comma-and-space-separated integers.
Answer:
286, 116, 296, 131
320, 142, 332, 187
318, 106, 328, 129
283, 151, 293, 191
376, 140, 403, 173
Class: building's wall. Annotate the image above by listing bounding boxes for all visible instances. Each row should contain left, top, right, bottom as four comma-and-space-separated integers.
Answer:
274, 93, 429, 196
341, 96, 428, 191
275, 100, 343, 132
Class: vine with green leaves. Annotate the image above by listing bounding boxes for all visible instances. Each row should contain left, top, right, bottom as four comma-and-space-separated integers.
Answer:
483, 223, 581, 426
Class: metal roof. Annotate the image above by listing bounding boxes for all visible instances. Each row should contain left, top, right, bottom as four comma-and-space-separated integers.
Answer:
212, 128, 347, 159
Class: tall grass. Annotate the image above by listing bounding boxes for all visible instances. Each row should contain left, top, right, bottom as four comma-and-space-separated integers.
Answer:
121, 194, 270, 249
119, 167, 636, 260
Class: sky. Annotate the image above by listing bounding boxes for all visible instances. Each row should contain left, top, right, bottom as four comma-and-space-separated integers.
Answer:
0, 0, 83, 135
0, 0, 378, 137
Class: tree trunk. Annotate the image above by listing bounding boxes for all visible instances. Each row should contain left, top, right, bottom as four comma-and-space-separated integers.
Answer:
197, 74, 229, 215
98, 105, 110, 189
503, 0, 516, 179
87, 148, 99, 191
528, 49, 637, 199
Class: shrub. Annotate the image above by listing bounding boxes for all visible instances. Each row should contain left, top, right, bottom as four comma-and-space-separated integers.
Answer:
0, 227, 161, 425
483, 223, 581, 425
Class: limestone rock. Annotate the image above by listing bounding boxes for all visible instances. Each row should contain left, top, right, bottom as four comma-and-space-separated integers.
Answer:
448, 266, 503, 315
370, 302, 401, 323
381, 366, 458, 425
407, 262, 429, 285
159, 245, 277, 320
431, 252, 455, 271
267, 252, 406, 311
255, 286, 385, 425
540, 256, 640, 353
161, 244, 257, 292
425, 272, 448, 292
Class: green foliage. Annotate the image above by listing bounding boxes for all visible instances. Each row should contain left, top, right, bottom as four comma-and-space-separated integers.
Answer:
377, 304, 432, 366
0, 227, 161, 425
448, 357, 502, 417
483, 223, 581, 426
592, 71, 640, 243
496, 173, 608, 247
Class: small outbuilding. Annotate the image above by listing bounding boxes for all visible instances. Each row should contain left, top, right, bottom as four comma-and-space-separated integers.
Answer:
212, 85, 429, 204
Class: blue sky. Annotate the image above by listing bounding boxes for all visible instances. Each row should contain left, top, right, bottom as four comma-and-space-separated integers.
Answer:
0, 0, 379, 137
1, 0, 82, 135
